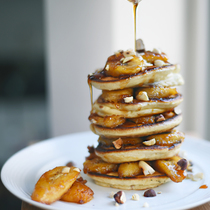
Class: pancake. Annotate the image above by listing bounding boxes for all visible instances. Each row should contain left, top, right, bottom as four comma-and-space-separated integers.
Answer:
95, 141, 183, 164
90, 113, 182, 138
87, 172, 170, 190
88, 64, 183, 91
93, 94, 183, 118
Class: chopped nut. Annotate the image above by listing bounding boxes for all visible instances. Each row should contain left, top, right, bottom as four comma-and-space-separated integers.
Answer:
73, 167, 80, 172
139, 161, 155, 176
115, 202, 119, 206
61, 167, 70, 174
192, 173, 204, 181
143, 138, 156, 146
136, 39, 145, 53
122, 56, 133, 63
136, 91, 149, 101
177, 159, 188, 170
174, 108, 182, 115
152, 48, 161, 54
154, 59, 167, 67
113, 138, 123, 149
155, 114, 165, 122
105, 64, 109, 71
131, 193, 140, 201
114, 191, 126, 204
109, 192, 115, 198
157, 191, 162, 194
143, 189, 156, 197
143, 202, 149, 208
124, 96, 133, 103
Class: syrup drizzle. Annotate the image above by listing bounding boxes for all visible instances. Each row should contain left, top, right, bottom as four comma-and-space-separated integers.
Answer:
133, 3, 138, 52
88, 80, 93, 108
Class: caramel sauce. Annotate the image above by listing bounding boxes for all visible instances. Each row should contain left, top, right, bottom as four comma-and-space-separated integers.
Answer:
133, 3, 138, 51
88, 79, 93, 108
199, 185, 208, 189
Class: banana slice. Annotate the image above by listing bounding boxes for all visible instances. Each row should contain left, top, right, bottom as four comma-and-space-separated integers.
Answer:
105, 50, 144, 77
61, 179, 94, 204
101, 88, 133, 103
31, 166, 80, 204
135, 87, 178, 99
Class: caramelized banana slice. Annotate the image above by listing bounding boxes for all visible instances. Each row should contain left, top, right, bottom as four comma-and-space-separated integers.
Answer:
153, 156, 186, 183
83, 157, 118, 174
31, 166, 80, 204
61, 180, 94, 204
147, 130, 185, 146
105, 51, 144, 77
89, 114, 125, 128
142, 51, 168, 64
129, 115, 156, 125
98, 136, 143, 146
101, 88, 133, 103
118, 162, 142, 178
135, 87, 178, 99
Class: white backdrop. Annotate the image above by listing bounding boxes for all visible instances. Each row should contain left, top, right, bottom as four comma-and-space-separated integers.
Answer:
45, 0, 209, 139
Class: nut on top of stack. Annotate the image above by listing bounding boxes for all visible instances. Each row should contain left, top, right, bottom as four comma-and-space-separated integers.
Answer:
84, 47, 187, 190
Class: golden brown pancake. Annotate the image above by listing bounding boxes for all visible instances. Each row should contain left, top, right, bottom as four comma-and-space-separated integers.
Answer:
95, 141, 183, 164
93, 94, 183, 118
87, 172, 170, 190
88, 64, 183, 91
90, 114, 182, 138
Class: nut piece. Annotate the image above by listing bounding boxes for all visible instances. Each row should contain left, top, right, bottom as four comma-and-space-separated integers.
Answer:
136, 39, 145, 53
122, 56, 134, 63
113, 138, 123, 149
114, 191, 126, 204
143, 202, 149, 208
143, 138, 156, 146
105, 64, 109, 71
136, 91, 149, 101
143, 189, 156, 197
73, 167, 80, 172
154, 59, 167, 67
155, 114, 165, 122
115, 202, 119, 206
192, 173, 204, 181
124, 96, 133, 103
177, 159, 188, 170
139, 161, 155, 176
131, 193, 140, 201
152, 48, 161, 54
61, 167, 70, 174
157, 191, 162, 194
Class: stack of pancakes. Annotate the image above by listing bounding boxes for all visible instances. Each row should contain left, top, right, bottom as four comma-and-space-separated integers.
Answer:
83, 49, 186, 190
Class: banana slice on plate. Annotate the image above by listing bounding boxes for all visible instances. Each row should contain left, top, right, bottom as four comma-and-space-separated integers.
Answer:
31, 166, 80, 204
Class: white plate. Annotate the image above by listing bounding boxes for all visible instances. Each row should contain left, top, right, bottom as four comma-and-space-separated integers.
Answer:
1, 131, 210, 210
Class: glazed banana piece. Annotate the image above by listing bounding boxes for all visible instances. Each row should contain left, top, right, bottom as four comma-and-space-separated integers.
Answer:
61, 179, 94, 204
31, 166, 80, 204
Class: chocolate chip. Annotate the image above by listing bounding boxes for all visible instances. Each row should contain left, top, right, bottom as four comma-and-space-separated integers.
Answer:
66, 161, 75, 167
177, 158, 188, 170
143, 189, 156, 197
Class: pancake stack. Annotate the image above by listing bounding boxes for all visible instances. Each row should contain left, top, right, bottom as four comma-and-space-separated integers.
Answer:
83, 47, 187, 190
